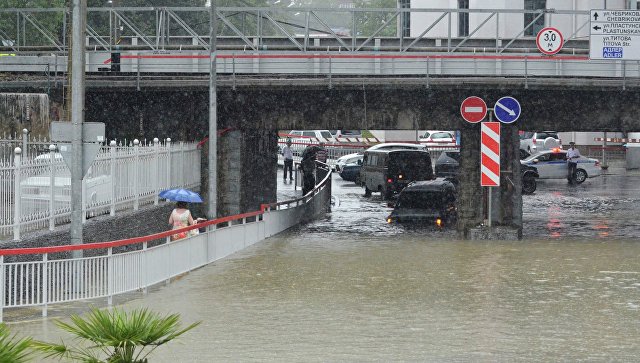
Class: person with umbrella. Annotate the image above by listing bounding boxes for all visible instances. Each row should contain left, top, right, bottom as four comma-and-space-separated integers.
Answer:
159, 189, 204, 241
300, 144, 321, 195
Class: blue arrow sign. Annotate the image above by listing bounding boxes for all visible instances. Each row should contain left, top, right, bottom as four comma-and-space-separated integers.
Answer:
493, 96, 521, 124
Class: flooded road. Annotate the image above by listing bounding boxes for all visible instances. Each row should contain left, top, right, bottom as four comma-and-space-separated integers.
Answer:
11, 171, 640, 361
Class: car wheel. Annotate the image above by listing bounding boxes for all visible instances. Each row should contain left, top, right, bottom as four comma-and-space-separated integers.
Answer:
575, 169, 587, 184
364, 186, 372, 197
522, 177, 537, 194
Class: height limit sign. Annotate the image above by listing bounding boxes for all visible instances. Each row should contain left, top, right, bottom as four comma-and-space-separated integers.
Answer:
536, 27, 563, 55
590, 9, 640, 60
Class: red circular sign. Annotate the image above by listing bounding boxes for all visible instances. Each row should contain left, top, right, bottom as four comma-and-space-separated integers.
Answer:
460, 96, 487, 123
536, 27, 563, 55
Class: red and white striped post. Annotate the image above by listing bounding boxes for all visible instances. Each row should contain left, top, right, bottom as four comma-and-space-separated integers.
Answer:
481, 122, 501, 227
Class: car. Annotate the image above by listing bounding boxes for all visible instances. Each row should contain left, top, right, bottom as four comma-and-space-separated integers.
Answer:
20, 153, 113, 215
386, 178, 457, 227
434, 150, 461, 178
284, 130, 336, 155
434, 150, 539, 194
366, 142, 427, 152
419, 130, 456, 148
520, 131, 561, 157
330, 130, 362, 139
338, 155, 363, 182
334, 152, 363, 172
360, 148, 433, 199
521, 148, 601, 183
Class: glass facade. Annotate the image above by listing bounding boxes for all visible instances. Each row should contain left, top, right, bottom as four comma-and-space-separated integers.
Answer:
458, 0, 469, 37
524, 0, 546, 36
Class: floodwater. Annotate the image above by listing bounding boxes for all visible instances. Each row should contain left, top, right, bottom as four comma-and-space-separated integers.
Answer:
10, 170, 640, 361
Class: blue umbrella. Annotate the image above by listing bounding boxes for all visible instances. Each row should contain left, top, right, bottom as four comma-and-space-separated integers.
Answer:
159, 188, 203, 203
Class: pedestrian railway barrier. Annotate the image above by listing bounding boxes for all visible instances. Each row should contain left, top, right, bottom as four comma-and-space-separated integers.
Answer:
0, 161, 331, 321
0, 138, 200, 240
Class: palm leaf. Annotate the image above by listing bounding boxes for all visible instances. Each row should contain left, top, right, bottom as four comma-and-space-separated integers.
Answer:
0, 323, 34, 363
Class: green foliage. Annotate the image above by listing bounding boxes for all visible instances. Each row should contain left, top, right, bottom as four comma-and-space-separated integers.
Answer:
32, 307, 201, 363
352, 0, 397, 37
0, 323, 35, 363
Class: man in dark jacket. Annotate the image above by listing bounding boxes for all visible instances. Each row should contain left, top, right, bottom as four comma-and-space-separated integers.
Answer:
300, 145, 320, 195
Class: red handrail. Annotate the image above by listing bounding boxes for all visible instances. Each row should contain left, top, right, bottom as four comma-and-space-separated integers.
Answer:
0, 209, 265, 257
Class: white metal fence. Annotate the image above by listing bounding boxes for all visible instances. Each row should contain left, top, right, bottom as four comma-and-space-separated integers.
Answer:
1, 139, 200, 241
0, 161, 331, 321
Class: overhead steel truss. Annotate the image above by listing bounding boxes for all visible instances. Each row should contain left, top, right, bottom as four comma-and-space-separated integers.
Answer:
0, 7, 592, 53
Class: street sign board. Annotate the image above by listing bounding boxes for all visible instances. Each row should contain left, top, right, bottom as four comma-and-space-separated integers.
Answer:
57, 143, 102, 178
51, 122, 105, 143
460, 96, 487, 123
536, 27, 563, 55
481, 122, 500, 187
589, 9, 640, 60
493, 96, 521, 124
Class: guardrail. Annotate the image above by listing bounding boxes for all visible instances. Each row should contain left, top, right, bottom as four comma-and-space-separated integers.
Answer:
0, 160, 331, 321
0, 139, 200, 241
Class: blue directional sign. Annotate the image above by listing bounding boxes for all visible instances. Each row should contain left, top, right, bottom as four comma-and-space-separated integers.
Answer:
493, 96, 521, 124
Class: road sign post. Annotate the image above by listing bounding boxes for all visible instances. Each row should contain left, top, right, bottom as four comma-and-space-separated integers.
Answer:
460, 96, 487, 123
493, 96, 521, 124
536, 27, 564, 55
481, 122, 501, 227
589, 9, 640, 60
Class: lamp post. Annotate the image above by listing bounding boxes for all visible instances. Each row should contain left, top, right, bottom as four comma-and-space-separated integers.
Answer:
207, 1, 217, 219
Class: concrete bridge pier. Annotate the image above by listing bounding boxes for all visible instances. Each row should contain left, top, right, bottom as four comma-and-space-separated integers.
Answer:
201, 127, 278, 218
457, 124, 522, 240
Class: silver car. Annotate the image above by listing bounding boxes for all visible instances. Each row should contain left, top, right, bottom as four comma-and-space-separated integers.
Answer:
521, 149, 601, 183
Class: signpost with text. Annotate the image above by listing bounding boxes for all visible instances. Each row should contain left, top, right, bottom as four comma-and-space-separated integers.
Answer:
589, 9, 640, 60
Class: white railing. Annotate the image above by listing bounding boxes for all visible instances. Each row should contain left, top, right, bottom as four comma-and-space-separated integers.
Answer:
0, 161, 331, 321
1, 139, 200, 241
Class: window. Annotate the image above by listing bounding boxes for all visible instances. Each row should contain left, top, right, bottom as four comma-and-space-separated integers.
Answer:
524, 0, 546, 36
399, 0, 410, 37
458, 0, 469, 37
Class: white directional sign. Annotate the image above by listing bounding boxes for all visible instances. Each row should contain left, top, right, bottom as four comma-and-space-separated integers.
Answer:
590, 9, 640, 60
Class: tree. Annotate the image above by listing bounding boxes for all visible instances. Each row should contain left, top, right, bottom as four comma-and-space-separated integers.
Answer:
32, 307, 201, 363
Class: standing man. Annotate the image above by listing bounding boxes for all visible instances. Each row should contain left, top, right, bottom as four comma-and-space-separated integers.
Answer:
282, 139, 294, 182
300, 145, 319, 195
566, 141, 581, 184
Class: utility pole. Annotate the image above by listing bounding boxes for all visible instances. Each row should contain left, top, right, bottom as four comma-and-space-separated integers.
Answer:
70, 0, 86, 256
207, 1, 217, 219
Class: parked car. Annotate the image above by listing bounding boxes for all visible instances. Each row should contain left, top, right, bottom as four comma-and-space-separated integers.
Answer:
386, 178, 457, 227
434, 150, 539, 194
20, 153, 113, 215
338, 155, 363, 182
419, 130, 456, 148
520, 131, 561, 157
360, 148, 433, 199
335, 152, 363, 172
284, 130, 336, 155
330, 130, 362, 139
366, 142, 427, 152
521, 148, 601, 183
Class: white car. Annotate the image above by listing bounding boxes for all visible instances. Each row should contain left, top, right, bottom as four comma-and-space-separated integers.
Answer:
519, 131, 561, 157
521, 149, 601, 183
20, 153, 113, 214
366, 142, 427, 152
419, 130, 456, 148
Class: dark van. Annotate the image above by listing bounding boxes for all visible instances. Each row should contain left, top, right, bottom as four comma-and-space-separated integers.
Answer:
360, 149, 433, 199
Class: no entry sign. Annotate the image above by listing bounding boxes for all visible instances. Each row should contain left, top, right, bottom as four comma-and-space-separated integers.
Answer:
481, 122, 500, 187
460, 96, 487, 123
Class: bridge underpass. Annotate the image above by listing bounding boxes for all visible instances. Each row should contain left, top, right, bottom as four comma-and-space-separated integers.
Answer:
75, 84, 638, 238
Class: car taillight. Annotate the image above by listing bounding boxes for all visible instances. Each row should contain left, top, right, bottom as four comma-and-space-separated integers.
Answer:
533, 137, 537, 144
436, 218, 443, 228
387, 178, 393, 183
595, 160, 600, 167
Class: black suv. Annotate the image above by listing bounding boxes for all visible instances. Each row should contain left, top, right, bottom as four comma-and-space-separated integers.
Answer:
386, 179, 457, 226
434, 150, 539, 194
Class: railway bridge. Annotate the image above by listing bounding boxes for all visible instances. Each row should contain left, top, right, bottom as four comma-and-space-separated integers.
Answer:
2, 6, 640, 237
